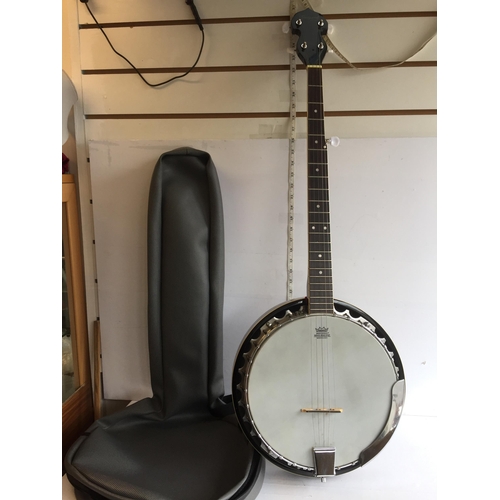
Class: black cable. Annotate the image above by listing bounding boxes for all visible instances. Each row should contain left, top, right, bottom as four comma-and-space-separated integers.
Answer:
82, 1, 205, 88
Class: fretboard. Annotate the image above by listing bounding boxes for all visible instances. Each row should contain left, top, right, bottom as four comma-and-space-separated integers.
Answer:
307, 66, 333, 314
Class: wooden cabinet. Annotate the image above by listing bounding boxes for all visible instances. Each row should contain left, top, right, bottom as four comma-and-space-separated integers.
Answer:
62, 174, 94, 472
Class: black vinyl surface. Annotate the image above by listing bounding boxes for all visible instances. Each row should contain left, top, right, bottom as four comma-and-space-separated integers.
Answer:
65, 148, 264, 500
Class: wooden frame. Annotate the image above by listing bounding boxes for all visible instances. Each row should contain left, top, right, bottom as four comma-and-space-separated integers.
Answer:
62, 174, 94, 472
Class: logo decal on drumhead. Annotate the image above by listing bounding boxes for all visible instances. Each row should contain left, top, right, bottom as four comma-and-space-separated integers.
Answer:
314, 326, 330, 339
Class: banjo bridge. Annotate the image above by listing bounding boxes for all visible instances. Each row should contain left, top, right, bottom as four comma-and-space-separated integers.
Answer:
301, 408, 343, 413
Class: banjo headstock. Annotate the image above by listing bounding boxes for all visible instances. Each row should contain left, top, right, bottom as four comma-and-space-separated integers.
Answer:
291, 8, 328, 66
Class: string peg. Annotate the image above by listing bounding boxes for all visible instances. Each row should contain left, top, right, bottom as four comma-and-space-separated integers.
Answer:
282, 22, 291, 34
327, 24, 334, 36
326, 137, 340, 147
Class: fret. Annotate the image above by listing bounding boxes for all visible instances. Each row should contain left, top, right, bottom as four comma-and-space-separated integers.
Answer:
309, 286, 333, 292
309, 219, 330, 227
309, 234, 330, 239
309, 170, 328, 179
309, 244, 331, 253
309, 231, 331, 235
309, 262, 332, 269
309, 220, 330, 228
309, 240, 331, 248
309, 238, 331, 244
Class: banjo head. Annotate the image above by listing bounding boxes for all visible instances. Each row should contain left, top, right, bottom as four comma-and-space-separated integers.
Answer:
232, 298, 405, 478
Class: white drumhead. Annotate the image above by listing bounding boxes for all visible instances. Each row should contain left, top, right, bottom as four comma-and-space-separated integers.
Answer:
247, 314, 397, 469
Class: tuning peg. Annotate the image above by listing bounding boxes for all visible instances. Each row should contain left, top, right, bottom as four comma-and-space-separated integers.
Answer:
282, 22, 290, 34
327, 24, 334, 35
326, 137, 340, 147
286, 47, 295, 55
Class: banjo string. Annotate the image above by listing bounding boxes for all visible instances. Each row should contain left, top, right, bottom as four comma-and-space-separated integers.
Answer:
291, 0, 320, 449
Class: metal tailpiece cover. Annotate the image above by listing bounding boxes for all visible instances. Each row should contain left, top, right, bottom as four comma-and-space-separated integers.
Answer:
313, 447, 336, 479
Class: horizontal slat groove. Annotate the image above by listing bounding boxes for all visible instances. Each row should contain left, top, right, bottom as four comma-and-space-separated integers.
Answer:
82, 61, 436, 75
85, 110, 437, 120
79, 11, 437, 29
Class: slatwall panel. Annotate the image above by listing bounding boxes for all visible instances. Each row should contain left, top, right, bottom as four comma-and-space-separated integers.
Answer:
76, 0, 437, 141
77, 0, 438, 22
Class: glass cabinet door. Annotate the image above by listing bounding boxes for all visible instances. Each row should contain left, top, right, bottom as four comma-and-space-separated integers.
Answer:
62, 175, 94, 471
62, 220, 78, 403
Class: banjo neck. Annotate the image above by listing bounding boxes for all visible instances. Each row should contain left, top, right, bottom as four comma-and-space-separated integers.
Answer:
306, 65, 333, 315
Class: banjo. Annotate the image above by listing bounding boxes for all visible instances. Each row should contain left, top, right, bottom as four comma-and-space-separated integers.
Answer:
232, 8, 405, 481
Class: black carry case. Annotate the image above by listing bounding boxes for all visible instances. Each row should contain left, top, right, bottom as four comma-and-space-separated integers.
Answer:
65, 148, 265, 500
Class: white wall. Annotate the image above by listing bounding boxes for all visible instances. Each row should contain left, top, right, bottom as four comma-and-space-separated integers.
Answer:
88, 136, 436, 499
89, 137, 436, 416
